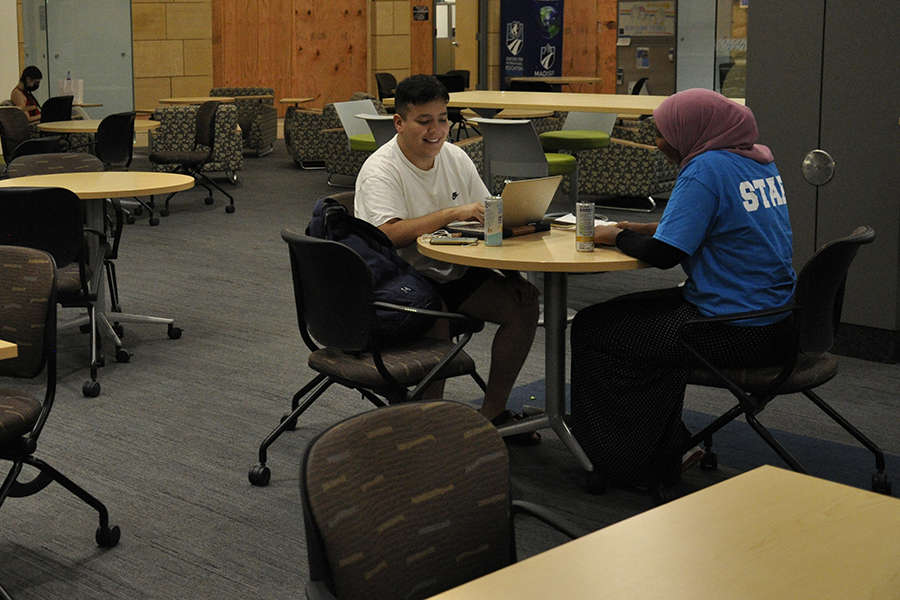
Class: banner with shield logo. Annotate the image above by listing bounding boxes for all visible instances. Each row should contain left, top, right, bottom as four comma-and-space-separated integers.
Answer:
500, 0, 564, 89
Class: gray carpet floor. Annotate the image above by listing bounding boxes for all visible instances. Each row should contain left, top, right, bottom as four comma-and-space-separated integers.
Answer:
1, 141, 898, 599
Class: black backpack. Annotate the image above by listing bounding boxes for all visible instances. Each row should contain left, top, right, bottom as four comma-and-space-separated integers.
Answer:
306, 197, 441, 345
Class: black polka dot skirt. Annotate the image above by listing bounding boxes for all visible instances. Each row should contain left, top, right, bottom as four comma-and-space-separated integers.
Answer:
570, 287, 792, 489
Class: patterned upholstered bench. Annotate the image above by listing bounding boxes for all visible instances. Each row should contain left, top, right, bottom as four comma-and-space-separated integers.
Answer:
285, 107, 333, 168
149, 103, 243, 183
210, 86, 277, 157
573, 118, 679, 207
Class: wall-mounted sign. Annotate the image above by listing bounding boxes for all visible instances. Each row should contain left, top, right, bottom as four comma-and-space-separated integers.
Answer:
618, 1, 675, 37
413, 6, 429, 21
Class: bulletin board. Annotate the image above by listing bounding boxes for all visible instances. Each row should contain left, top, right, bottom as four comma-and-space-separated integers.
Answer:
618, 1, 676, 37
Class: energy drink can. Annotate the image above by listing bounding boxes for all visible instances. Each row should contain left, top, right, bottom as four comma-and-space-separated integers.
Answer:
484, 196, 503, 246
575, 201, 595, 252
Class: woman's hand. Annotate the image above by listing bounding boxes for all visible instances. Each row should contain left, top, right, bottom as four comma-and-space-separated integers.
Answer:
593, 224, 623, 246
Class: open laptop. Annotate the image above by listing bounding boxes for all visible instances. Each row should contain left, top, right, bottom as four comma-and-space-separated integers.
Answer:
445, 175, 563, 239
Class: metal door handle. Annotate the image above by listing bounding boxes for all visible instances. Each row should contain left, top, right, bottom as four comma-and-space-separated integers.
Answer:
801, 149, 835, 185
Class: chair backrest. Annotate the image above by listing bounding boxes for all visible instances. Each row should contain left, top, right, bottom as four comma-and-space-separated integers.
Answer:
332, 99, 379, 139
194, 100, 220, 150
7, 137, 62, 164
302, 401, 513, 600
40, 95, 74, 123
435, 73, 465, 93
355, 113, 396, 147
509, 79, 555, 92
374, 73, 397, 100
7, 152, 104, 177
95, 111, 136, 168
794, 226, 875, 354
0, 186, 84, 271
562, 111, 617, 135
467, 117, 549, 186
0, 107, 34, 162
281, 228, 376, 352
446, 69, 471, 89
0, 245, 57, 380
631, 77, 650, 95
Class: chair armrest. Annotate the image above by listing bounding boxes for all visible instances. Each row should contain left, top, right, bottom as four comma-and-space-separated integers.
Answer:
677, 304, 795, 333
512, 500, 588, 539
373, 301, 477, 338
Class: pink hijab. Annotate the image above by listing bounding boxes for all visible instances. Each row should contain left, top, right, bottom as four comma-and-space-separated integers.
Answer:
652, 88, 773, 168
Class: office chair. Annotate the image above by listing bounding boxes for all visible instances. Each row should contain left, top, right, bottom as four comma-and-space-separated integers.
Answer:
678, 226, 891, 496
0, 108, 61, 176
248, 229, 488, 486
302, 401, 585, 600
332, 99, 381, 152
148, 100, 236, 215
374, 72, 397, 102
0, 247, 120, 588
446, 69, 471, 88
467, 116, 576, 200
0, 186, 109, 397
631, 77, 650, 95
95, 111, 160, 226
435, 73, 474, 141
39, 95, 74, 123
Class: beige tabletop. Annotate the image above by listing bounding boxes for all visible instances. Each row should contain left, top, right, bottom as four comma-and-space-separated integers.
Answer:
0, 340, 17, 360
159, 97, 234, 105
36, 119, 161, 134
494, 108, 555, 119
428, 465, 900, 600
437, 90, 744, 116
280, 97, 315, 106
419, 228, 644, 467
417, 227, 641, 273
509, 76, 603, 92
0, 171, 194, 199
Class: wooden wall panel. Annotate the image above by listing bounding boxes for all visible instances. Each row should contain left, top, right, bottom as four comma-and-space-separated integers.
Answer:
213, 0, 367, 114
408, 0, 432, 75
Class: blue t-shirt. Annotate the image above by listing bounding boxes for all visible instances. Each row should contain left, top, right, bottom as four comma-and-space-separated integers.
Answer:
654, 150, 796, 324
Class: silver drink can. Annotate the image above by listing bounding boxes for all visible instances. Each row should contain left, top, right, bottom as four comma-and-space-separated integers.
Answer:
484, 196, 503, 246
575, 201, 594, 252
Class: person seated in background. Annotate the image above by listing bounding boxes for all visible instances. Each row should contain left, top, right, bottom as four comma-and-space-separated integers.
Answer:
354, 74, 541, 444
570, 88, 797, 489
10, 65, 42, 123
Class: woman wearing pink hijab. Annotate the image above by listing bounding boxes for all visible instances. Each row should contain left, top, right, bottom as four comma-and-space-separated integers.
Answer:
569, 89, 796, 492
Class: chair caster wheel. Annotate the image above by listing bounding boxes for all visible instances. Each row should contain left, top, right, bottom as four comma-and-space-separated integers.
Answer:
167, 324, 182, 339
126, 216, 136, 225
249, 465, 271, 486
280, 412, 298, 431
83, 381, 101, 397
149, 217, 160, 226
227, 171, 238, 184
225, 205, 235, 214
96, 525, 121, 548
115, 348, 132, 363
700, 450, 718, 471
133, 206, 143, 216
585, 471, 607, 495
872, 472, 892, 495
160, 209, 170, 217
204, 196, 214, 205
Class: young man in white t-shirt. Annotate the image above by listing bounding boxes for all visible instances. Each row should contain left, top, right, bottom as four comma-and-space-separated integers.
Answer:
355, 74, 540, 443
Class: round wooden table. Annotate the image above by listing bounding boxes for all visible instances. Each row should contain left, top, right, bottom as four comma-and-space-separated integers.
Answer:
280, 97, 315, 107
36, 119, 161, 134
418, 227, 646, 470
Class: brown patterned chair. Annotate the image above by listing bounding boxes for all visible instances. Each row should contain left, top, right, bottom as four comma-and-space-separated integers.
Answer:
284, 106, 331, 168
301, 401, 584, 600
210, 86, 278, 156
149, 102, 243, 184
248, 229, 488, 487
0, 246, 120, 585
